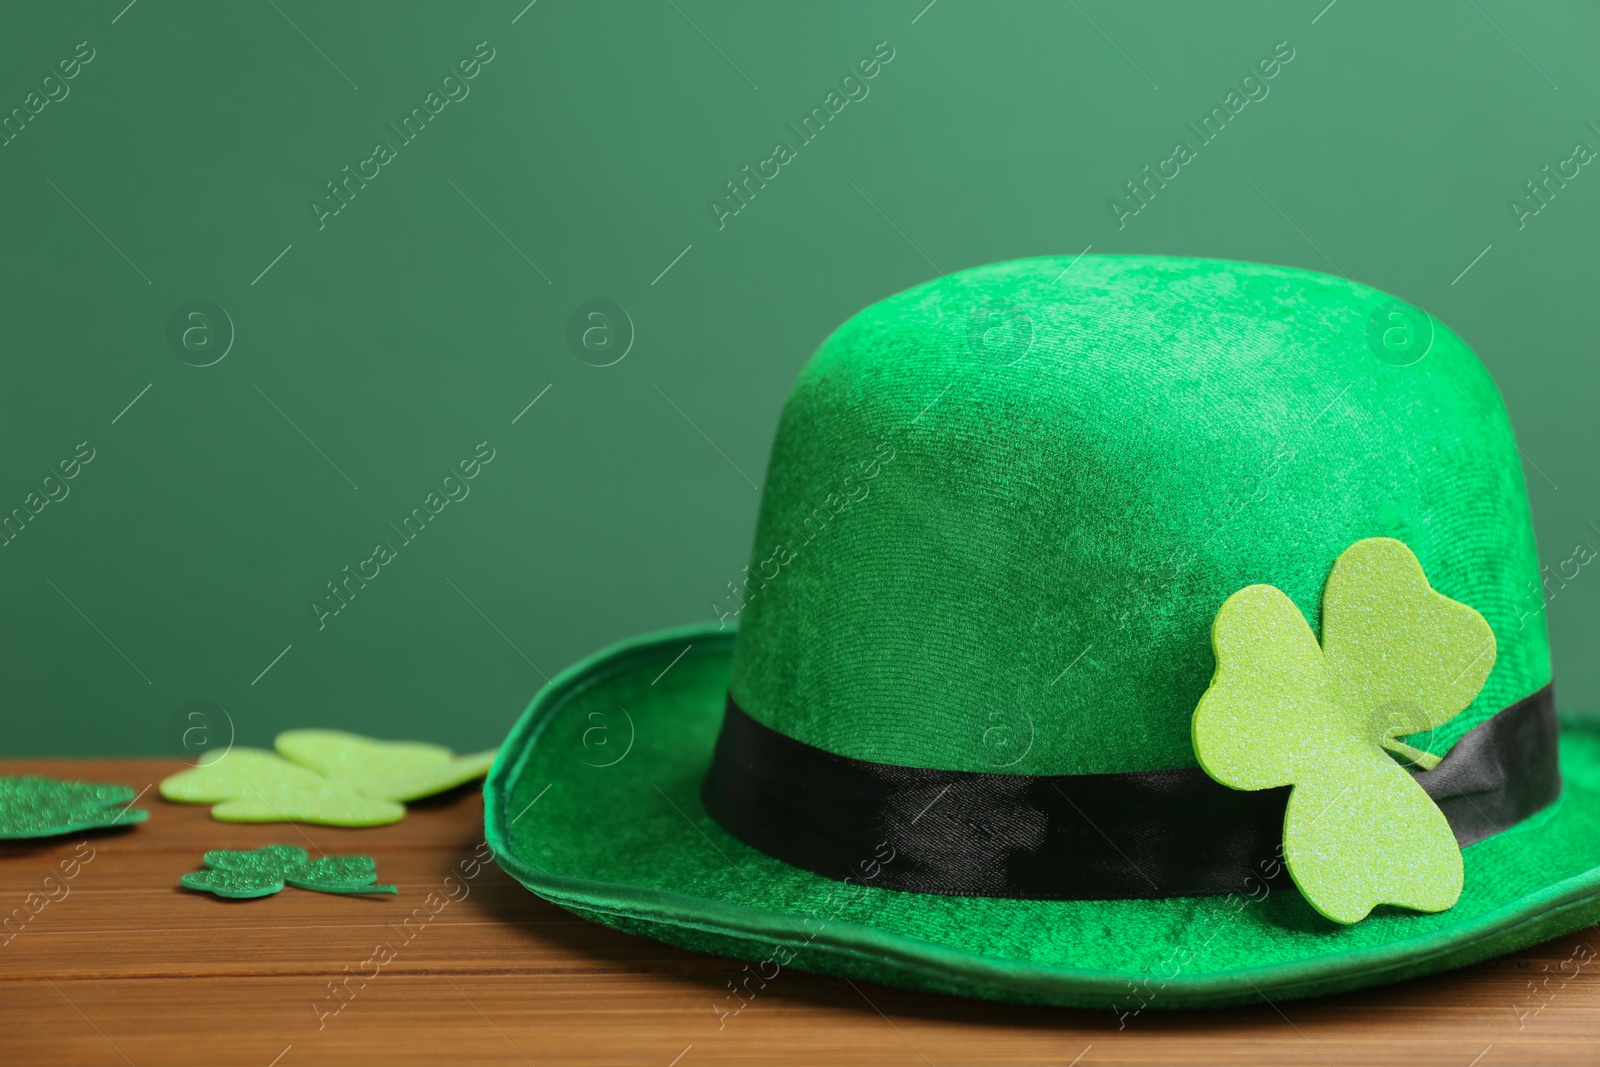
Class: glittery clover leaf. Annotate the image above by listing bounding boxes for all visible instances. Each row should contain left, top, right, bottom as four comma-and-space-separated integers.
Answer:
179, 844, 397, 899
1191, 537, 1496, 924
159, 749, 407, 827
274, 730, 496, 803
0, 776, 148, 838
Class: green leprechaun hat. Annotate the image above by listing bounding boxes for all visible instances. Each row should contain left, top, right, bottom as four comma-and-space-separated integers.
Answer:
486, 255, 1600, 1009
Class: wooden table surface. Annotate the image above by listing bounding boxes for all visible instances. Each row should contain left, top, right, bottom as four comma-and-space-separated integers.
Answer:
2, 758, 1596, 1067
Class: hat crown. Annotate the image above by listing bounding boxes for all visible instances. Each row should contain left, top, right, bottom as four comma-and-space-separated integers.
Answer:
727, 255, 1547, 775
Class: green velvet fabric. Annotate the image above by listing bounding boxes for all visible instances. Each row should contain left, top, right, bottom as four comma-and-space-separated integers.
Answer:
485, 630, 1600, 1008
728, 255, 1546, 773
484, 255, 1580, 1009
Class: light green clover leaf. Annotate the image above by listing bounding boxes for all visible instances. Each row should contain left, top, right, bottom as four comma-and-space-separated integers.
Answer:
1191, 537, 1496, 924
0, 776, 148, 838
273, 730, 496, 803
159, 748, 407, 827
179, 844, 397, 899
159, 731, 496, 826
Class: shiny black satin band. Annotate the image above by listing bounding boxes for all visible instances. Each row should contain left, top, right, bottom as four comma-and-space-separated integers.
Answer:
701, 685, 1560, 900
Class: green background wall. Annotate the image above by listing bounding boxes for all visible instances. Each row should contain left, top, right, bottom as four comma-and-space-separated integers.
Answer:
2, 1, 1595, 755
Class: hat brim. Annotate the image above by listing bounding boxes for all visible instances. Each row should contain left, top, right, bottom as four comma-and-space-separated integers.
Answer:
485, 623, 1600, 1009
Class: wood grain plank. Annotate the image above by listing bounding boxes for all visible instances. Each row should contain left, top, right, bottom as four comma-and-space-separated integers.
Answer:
6, 969, 1599, 1067
2, 758, 1598, 1066
0, 852, 720, 981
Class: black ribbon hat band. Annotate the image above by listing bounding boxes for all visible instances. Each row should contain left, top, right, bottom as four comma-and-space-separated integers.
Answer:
701, 686, 1561, 901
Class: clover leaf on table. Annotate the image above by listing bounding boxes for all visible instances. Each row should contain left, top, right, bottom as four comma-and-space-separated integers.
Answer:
158, 732, 495, 827
179, 844, 397, 899
159, 749, 407, 827
273, 730, 496, 803
0, 776, 148, 839
1191, 537, 1497, 924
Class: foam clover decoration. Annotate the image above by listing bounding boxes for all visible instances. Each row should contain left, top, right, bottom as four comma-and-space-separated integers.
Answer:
179, 844, 397, 899
159, 748, 407, 827
0, 776, 148, 838
1191, 537, 1496, 924
274, 730, 496, 803
159, 731, 497, 826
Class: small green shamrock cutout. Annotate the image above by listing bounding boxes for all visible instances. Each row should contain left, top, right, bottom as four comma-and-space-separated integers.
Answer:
180, 844, 397, 899
1191, 537, 1496, 924
0, 776, 148, 838
158, 732, 495, 826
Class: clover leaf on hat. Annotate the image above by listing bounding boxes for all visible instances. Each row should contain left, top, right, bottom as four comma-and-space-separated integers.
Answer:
1191, 537, 1497, 924
159, 731, 495, 826
180, 844, 396, 899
